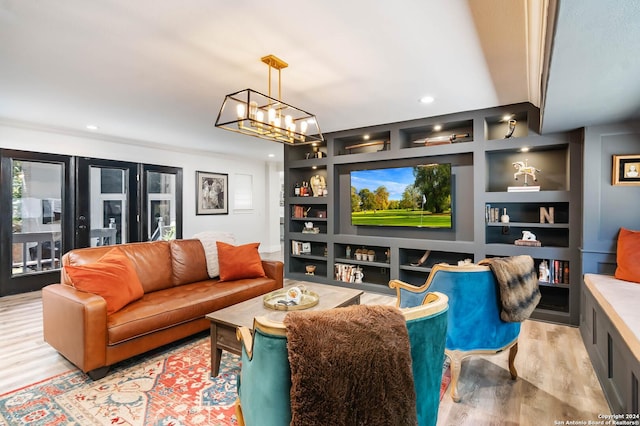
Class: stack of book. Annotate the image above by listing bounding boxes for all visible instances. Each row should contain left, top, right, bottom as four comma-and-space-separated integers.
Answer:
539, 259, 570, 284
334, 263, 356, 283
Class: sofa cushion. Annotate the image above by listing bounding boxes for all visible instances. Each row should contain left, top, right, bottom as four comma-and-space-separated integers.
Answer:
170, 239, 209, 286
217, 241, 266, 281
106, 277, 279, 344
615, 227, 640, 284
193, 231, 236, 278
65, 247, 144, 315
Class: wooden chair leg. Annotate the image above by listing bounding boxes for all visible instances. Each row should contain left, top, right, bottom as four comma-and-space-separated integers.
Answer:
508, 342, 518, 380
448, 355, 462, 403
235, 399, 245, 426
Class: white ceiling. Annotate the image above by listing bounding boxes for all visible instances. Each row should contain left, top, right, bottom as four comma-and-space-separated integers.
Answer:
1, 0, 639, 162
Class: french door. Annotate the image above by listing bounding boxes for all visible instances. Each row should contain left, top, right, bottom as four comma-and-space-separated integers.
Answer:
0, 150, 74, 296
0, 152, 183, 296
75, 158, 140, 248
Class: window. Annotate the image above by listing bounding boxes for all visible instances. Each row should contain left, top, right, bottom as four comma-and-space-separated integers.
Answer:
234, 173, 253, 210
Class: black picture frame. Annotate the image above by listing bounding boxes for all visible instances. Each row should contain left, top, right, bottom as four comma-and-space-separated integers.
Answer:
196, 171, 228, 215
612, 155, 640, 186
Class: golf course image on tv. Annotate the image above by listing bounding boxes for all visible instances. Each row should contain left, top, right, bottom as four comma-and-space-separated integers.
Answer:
350, 164, 452, 228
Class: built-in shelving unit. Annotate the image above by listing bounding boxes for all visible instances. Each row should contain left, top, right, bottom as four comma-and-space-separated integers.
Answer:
284, 102, 582, 325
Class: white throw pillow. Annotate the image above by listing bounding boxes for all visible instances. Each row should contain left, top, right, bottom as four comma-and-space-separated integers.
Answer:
193, 231, 236, 278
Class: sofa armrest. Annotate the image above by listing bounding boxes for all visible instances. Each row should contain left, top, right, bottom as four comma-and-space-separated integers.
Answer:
42, 284, 108, 373
261, 260, 284, 289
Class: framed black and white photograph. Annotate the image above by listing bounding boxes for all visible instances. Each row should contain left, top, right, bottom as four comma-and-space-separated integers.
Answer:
196, 171, 228, 215
612, 155, 640, 186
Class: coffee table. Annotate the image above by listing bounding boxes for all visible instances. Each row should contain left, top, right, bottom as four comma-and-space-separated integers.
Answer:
206, 282, 363, 376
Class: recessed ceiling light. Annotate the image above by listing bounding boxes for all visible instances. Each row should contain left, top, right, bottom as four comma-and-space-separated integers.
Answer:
520, 147, 530, 153
312, 166, 317, 170
433, 124, 442, 131
268, 153, 275, 158
363, 134, 370, 140
85, 124, 99, 131
419, 96, 435, 104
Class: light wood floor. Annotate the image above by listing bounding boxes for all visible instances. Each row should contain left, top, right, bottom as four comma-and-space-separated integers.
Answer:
0, 286, 611, 425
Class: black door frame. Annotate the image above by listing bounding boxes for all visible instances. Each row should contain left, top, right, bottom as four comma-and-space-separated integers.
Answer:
0, 149, 74, 296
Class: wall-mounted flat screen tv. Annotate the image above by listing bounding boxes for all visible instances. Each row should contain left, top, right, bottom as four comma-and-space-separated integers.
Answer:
350, 164, 452, 228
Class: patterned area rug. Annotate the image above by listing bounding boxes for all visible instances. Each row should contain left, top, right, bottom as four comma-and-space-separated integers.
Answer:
0, 334, 451, 426
0, 334, 239, 425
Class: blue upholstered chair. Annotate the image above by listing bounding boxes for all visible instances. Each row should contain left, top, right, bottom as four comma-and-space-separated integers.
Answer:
234, 293, 449, 426
389, 263, 521, 402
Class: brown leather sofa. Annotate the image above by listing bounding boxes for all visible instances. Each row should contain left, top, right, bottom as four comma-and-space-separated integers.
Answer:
42, 239, 283, 379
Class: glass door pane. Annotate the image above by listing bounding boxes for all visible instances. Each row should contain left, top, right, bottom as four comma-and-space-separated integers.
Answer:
11, 160, 63, 276
147, 171, 176, 241
142, 165, 183, 242
90, 166, 127, 246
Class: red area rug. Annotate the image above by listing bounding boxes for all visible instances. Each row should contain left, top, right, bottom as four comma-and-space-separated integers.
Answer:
0, 334, 451, 426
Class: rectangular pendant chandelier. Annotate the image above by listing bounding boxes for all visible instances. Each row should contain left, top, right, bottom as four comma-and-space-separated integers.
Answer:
215, 55, 324, 145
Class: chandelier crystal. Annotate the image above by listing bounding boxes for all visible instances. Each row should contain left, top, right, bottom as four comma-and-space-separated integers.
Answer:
215, 55, 323, 145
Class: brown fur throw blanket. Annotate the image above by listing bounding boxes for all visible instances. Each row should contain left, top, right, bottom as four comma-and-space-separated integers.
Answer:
283, 305, 417, 426
479, 255, 541, 322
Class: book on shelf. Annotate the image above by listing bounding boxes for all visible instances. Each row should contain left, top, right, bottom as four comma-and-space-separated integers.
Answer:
291, 240, 311, 255
515, 239, 542, 247
539, 259, 569, 284
292, 205, 304, 218
334, 263, 355, 283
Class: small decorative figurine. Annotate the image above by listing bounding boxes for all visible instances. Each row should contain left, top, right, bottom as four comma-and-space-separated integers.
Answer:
310, 175, 326, 197
504, 119, 517, 138
512, 159, 541, 185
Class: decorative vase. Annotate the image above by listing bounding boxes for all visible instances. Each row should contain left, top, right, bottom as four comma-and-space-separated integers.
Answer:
500, 208, 510, 223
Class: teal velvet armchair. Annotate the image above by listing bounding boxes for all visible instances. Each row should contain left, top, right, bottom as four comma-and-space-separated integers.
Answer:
390, 263, 521, 402
234, 293, 449, 426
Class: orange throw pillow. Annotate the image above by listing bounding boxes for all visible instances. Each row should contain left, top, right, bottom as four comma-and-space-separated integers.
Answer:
615, 227, 640, 284
216, 241, 266, 281
65, 248, 144, 314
